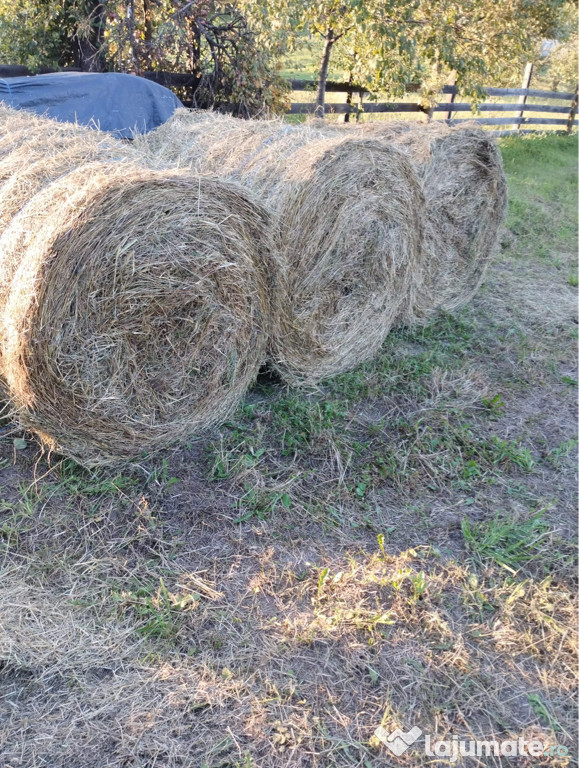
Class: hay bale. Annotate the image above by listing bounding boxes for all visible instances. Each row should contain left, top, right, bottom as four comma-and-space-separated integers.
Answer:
310, 120, 508, 321
138, 110, 425, 385
0, 110, 273, 466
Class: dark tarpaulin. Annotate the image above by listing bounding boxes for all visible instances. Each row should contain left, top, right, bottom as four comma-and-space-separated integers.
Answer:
0, 71, 183, 137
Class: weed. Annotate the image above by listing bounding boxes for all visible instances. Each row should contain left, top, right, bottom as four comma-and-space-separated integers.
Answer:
482, 436, 535, 471
209, 434, 267, 480
0, 501, 30, 548
112, 578, 200, 640
527, 693, 562, 732
272, 395, 346, 452
481, 393, 506, 416
145, 458, 180, 489
376, 533, 387, 559
391, 568, 428, 604
234, 485, 291, 523
546, 437, 578, 468
561, 375, 578, 387
462, 510, 550, 572
317, 567, 330, 598
54, 459, 135, 497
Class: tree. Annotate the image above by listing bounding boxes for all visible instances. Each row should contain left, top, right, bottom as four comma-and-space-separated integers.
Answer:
251, 0, 574, 115
102, 0, 289, 114
0, 0, 77, 70
539, 2, 578, 91
74, 0, 107, 71
0, 0, 289, 115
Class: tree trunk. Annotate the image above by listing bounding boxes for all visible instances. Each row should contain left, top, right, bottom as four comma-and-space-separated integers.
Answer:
75, 0, 107, 72
186, 15, 203, 75
143, 0, 153, 66
185, 13, 204, 106
315, 29, 335, 118
126, 0, 138, 70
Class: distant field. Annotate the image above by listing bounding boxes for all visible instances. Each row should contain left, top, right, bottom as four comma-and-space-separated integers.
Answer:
279, 38, 344, 81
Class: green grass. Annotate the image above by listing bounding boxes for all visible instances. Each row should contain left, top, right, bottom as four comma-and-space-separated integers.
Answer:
111, 578, 200, 640
53, 459, 136, 496
462, 510, 551, 572
279, 37, 347, 82
325, 312, 480, 401
500, 133, 578, 260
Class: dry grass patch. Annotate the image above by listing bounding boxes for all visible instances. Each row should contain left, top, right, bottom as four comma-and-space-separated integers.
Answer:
0, 505, 575, 767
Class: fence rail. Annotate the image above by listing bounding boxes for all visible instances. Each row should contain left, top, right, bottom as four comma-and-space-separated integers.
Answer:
289, 69, 579, 134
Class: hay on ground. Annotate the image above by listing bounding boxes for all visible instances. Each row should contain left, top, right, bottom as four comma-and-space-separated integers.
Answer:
0, 110, 273, 466
312, 120, 508, 321
138, 110, 425, 385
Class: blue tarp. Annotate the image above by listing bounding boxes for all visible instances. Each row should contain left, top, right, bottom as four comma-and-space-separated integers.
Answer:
0, 72, 183, 137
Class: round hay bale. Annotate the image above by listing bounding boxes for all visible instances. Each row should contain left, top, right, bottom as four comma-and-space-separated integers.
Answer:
310, 119, 508, 321
0, 160, 272, 466
138, 110, 425, 385
416, 125, 507, 315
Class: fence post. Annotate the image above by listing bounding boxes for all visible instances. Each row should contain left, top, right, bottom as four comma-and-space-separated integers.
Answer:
567, 85, 578, 133
442, 71, 457, 121
344, 75, 353, 123
512, 61, 533, 131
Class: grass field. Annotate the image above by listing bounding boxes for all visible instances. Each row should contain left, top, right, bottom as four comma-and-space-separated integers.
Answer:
0, 133, 577, 767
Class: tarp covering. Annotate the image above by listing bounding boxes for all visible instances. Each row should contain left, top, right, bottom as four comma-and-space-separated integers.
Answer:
0, 72, 183, 137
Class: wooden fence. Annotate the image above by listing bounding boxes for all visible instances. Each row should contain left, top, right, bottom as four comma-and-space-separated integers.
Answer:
289, 65, 578, 135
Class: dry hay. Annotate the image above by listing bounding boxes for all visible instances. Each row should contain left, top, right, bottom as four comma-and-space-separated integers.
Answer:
0, 104, 90, 160
311, 119, 508, 321
0, 109, 272, 466
0, 576, 142, 678
0, 105, 127, 237
138, 109, 425, 385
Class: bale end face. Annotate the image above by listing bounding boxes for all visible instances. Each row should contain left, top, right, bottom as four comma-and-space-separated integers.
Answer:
415, 127, 508, 317
0, 165, 272, 466
270, 138, 425, 385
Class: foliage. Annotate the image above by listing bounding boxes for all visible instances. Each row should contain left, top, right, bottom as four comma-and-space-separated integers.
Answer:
0, 0, 289, 116
248, 0, 576, 109
1, 0, 574, 114
0, 0, 79, 70
539, 2, 578, 91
